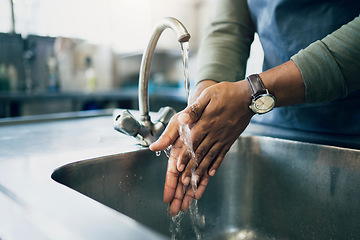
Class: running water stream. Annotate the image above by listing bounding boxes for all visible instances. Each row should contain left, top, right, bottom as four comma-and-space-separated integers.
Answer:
180, 41, 191, 104
169, 42, 205, 240
156, 41, 205, 239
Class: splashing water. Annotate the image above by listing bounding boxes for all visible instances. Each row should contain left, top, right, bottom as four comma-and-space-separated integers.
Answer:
178, 122, 205, 240
189, 200, 206, 239
169, 210, 184, 240
155, 146, 172, 158
165, 146, 172, 158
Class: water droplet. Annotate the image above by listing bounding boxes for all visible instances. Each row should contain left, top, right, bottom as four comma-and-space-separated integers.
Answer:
164, 146, 172, 158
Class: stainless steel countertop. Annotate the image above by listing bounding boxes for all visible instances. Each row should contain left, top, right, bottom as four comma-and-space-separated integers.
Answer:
0, 109, 358, 239
0, 110, 165, 240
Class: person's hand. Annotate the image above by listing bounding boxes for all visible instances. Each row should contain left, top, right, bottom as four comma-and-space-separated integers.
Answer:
149, 101, 210, 214
154, 119, 211, 215
149, 80, 216, 215
150, 79, 254, 215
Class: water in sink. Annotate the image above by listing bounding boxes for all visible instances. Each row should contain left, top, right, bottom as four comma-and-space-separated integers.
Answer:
52, 136, 360, 239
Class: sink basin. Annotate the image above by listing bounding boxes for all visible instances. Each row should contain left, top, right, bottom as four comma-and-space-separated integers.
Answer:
52, 136, 360, 239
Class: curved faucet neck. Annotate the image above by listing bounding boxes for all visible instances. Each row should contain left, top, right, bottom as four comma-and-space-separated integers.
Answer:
138, 17, 190, 124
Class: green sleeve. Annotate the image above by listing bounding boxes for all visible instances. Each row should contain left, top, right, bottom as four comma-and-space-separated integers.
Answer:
196, 0, 255, 84
291, 15, 360, 103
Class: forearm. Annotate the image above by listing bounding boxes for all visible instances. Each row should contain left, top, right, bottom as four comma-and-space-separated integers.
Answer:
195, 14, 360, 107
193, 60, 305, 108
260, 60, 306, 107
291, 15, 360, 103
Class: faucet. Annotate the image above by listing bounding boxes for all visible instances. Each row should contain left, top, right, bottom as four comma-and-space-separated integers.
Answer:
114, 17, 191, 146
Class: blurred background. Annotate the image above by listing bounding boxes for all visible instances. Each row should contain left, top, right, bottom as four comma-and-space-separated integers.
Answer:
0, 0, 262, 118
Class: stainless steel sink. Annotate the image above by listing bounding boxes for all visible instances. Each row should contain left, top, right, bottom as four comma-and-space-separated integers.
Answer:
51, 136, 360, 239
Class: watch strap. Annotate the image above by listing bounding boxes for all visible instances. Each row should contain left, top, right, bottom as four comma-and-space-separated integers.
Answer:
247, 74, 267, 97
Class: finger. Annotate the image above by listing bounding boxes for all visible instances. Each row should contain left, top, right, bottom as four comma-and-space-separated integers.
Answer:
181, 162, 196, 186
181, 187, 195, 212
163, 152, 180, 204
169, 180, 186, 216
194, 172, 210, 200
177, 123, 208, 173
149, 116, 180, 151
177, 144, 191, 172
178, 92, 211, 125
169, 198, 182, 216
180, 133, 212, 186
208, 145, 231, 176
194, 142, 222, 177
180, 172, 210, 212
166, 137, 188, 172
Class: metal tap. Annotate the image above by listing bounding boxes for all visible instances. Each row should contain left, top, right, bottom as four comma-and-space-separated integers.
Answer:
114, 17, 191, 146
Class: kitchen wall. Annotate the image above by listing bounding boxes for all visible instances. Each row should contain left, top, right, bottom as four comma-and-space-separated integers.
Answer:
0, 0, 210, 52
0, 0, 263, 117
0, 0, 211, 92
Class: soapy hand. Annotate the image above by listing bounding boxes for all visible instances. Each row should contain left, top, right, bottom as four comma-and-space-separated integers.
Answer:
150, 80, 254, 215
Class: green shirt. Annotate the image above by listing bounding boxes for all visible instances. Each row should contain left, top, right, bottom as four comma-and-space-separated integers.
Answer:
196, 0, 360, 104
291, 16, 360, 103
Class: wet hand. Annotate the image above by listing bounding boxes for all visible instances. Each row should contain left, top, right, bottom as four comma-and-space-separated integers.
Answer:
150, 107, 209, 215
150, 80, 254, 215
177, 80, 254, 186
150, 81, 215, 215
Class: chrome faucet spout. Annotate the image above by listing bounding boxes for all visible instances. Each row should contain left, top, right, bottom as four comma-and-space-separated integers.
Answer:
114, 17, 191, 146
139, 17, 190, 123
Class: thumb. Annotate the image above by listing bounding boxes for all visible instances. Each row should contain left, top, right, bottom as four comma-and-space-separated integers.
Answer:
149, 116, 179, 151
150, 90, 211, 151
178, 93, 210, 125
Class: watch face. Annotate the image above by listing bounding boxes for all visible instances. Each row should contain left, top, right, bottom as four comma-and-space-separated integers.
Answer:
252, 94, 276, 114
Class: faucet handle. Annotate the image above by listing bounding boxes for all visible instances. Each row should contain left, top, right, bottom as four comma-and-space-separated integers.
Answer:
114, 107, 176, 147
155, 106, 176, 126
114, 110, 153, 146
114, 110, 141, 137
152, 106, 176, 139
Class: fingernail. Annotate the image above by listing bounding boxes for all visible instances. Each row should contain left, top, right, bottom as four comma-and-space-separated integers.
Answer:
178, 113, 190, 124
183, 176, 190, 186
149, 141, 156, 148
210, 169, 216, 176
178, 164, 185, 172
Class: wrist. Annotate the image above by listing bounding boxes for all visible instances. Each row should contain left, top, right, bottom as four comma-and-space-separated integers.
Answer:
190, 80, 217, 104
235, 80, 256, 117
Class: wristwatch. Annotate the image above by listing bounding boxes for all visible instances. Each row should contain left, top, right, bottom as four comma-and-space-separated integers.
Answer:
246, 74, 276, 114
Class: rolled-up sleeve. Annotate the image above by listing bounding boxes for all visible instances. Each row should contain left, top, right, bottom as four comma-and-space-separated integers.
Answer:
291, 15, 360, 103
196, 0, 255, 84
